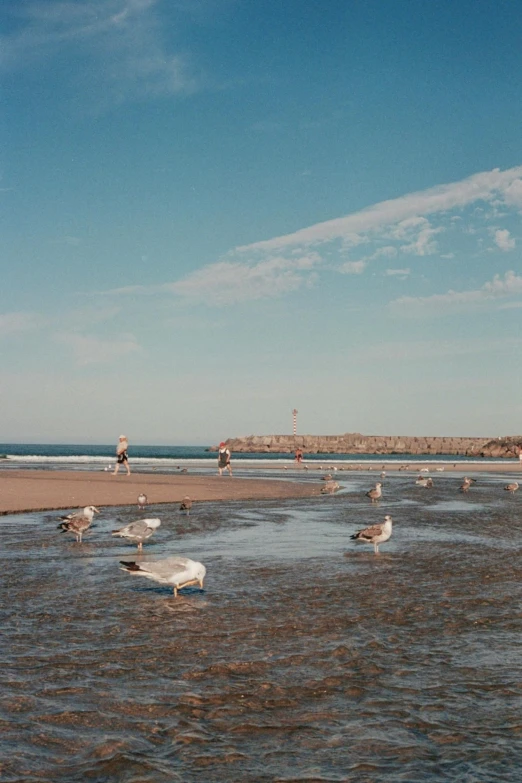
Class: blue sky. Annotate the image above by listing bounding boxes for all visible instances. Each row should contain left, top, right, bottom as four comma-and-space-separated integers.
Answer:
2, 0, 522, 444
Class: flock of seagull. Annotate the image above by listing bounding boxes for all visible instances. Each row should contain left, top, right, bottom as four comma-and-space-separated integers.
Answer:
57, 494, 205, 597
54, 470, 519, 596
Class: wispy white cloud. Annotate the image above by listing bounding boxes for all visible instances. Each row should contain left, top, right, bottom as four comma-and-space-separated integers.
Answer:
0, 311, 41, 337
165, 254, 321, 305
103, 166, 522, 306
55, 332, 140, 365
493, 228, 515, 251
384, 268, 410, 278
0, 0, 197, 105
390, 271, 522, 313
236, 166, 522, 254
339, 260, 366, 275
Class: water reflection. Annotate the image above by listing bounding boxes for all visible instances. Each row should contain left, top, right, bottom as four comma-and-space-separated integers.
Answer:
0, 472, 520, 781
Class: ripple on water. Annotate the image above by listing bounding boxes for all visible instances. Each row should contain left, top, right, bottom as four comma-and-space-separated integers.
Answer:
1, 475, 521, 781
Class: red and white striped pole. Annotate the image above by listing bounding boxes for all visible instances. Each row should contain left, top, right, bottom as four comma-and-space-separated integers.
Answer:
292, 409, 298, 435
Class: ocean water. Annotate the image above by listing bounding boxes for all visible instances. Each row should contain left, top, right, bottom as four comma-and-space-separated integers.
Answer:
0, 443, 516, 473
1, 471, 521, 781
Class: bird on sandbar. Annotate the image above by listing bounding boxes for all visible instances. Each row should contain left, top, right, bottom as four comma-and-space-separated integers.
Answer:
504, 481, 519, 495
179, 496, 193, 515
366, 482, 382, 503
351, 515, 393, 555
112, 518, 161, 550
137, 493, 147, 510
322, 474, 333, 481
120, 556, 206, 597
321, 481, 340, 494
58, 506, 99, 542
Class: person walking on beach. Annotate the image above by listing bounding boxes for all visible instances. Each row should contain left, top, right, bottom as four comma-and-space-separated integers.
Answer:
295, 448, 303, 464
217, 442, 232, 477
113, 435, 131, 476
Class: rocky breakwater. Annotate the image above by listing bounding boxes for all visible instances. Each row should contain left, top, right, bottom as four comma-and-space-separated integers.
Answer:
216, 433, 522, 458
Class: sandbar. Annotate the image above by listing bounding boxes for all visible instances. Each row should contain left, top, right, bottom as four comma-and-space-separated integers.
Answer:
0, 470, 319, 515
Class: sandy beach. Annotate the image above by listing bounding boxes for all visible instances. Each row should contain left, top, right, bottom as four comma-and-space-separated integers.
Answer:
0, 469, 319, 515
0, 461, 519, 514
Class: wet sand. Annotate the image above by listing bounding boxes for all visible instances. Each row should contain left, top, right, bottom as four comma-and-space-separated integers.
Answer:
0, 469, 319, 515
1, 471, 520, 782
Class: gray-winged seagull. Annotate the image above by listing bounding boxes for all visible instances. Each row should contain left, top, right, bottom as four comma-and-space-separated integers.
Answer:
120, 556, 206, 597
137, 493, 147, 509
58, 506, 99, 542
366, 482, 382, 503
112, 518, 161, 550
351, 515, 393, 554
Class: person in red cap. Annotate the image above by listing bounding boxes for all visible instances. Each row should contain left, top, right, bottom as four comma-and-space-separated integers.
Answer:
217, 441, 232, 477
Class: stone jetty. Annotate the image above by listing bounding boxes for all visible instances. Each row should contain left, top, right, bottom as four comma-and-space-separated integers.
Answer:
212, 434, 522, 458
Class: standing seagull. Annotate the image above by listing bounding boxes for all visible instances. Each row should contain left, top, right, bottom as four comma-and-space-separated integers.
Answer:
460, 477, 476, 493
179, 496, 193, 515
112, 518, 161, 550
137, 493, 147, 510
351, 515, 393, 554
120, 556, 206, 597
58, 506, 99, 542
366, 482, 382, 503
504, 481, 519, 495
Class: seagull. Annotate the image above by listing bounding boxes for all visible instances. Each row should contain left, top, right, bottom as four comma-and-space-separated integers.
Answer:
425, 477, 434, 488
504, 481, 519, 495
460, 477, 476, 493
58, 506, 99, 542
322, 474, 333, 481
380, 471, 386, 479
321, 481, 340, 494
351, 515, 393, 554
112, 518, 161, 550
179, 496, 193, 515
415, 475, 427, 486
366, 482, 382, 503
120, 556, 206, 597
137, 493, 147, 510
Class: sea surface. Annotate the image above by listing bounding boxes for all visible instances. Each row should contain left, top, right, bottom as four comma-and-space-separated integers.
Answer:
0, 442, 517, 473
1, 470, 521, 781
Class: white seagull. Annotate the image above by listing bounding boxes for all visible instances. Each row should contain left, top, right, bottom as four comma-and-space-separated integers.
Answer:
351, 515, 393, 554
58, 506, 99, 542
137, 493, 147, 510
366, 482, 382, 503
112, 518, 161, 550
120, 556, 206, 597
504, 481, 519, 495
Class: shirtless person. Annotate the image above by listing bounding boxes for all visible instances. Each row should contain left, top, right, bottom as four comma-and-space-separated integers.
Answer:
113, 435, 131, 476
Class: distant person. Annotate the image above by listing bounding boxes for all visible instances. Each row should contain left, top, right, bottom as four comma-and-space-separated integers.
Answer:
295, 448, 303, 464
113, 435, 131, 476
519, 447, 522, 469
217, 441, 232, 477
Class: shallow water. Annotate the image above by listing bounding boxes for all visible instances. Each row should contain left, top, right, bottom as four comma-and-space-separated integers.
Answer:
1, 473, 521, 781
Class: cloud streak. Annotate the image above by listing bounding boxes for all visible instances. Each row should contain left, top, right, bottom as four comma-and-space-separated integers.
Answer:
235, 166, 522, 254
0, 0, 197, 105
103, 165, 522, 306
390, 271, 522, 313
